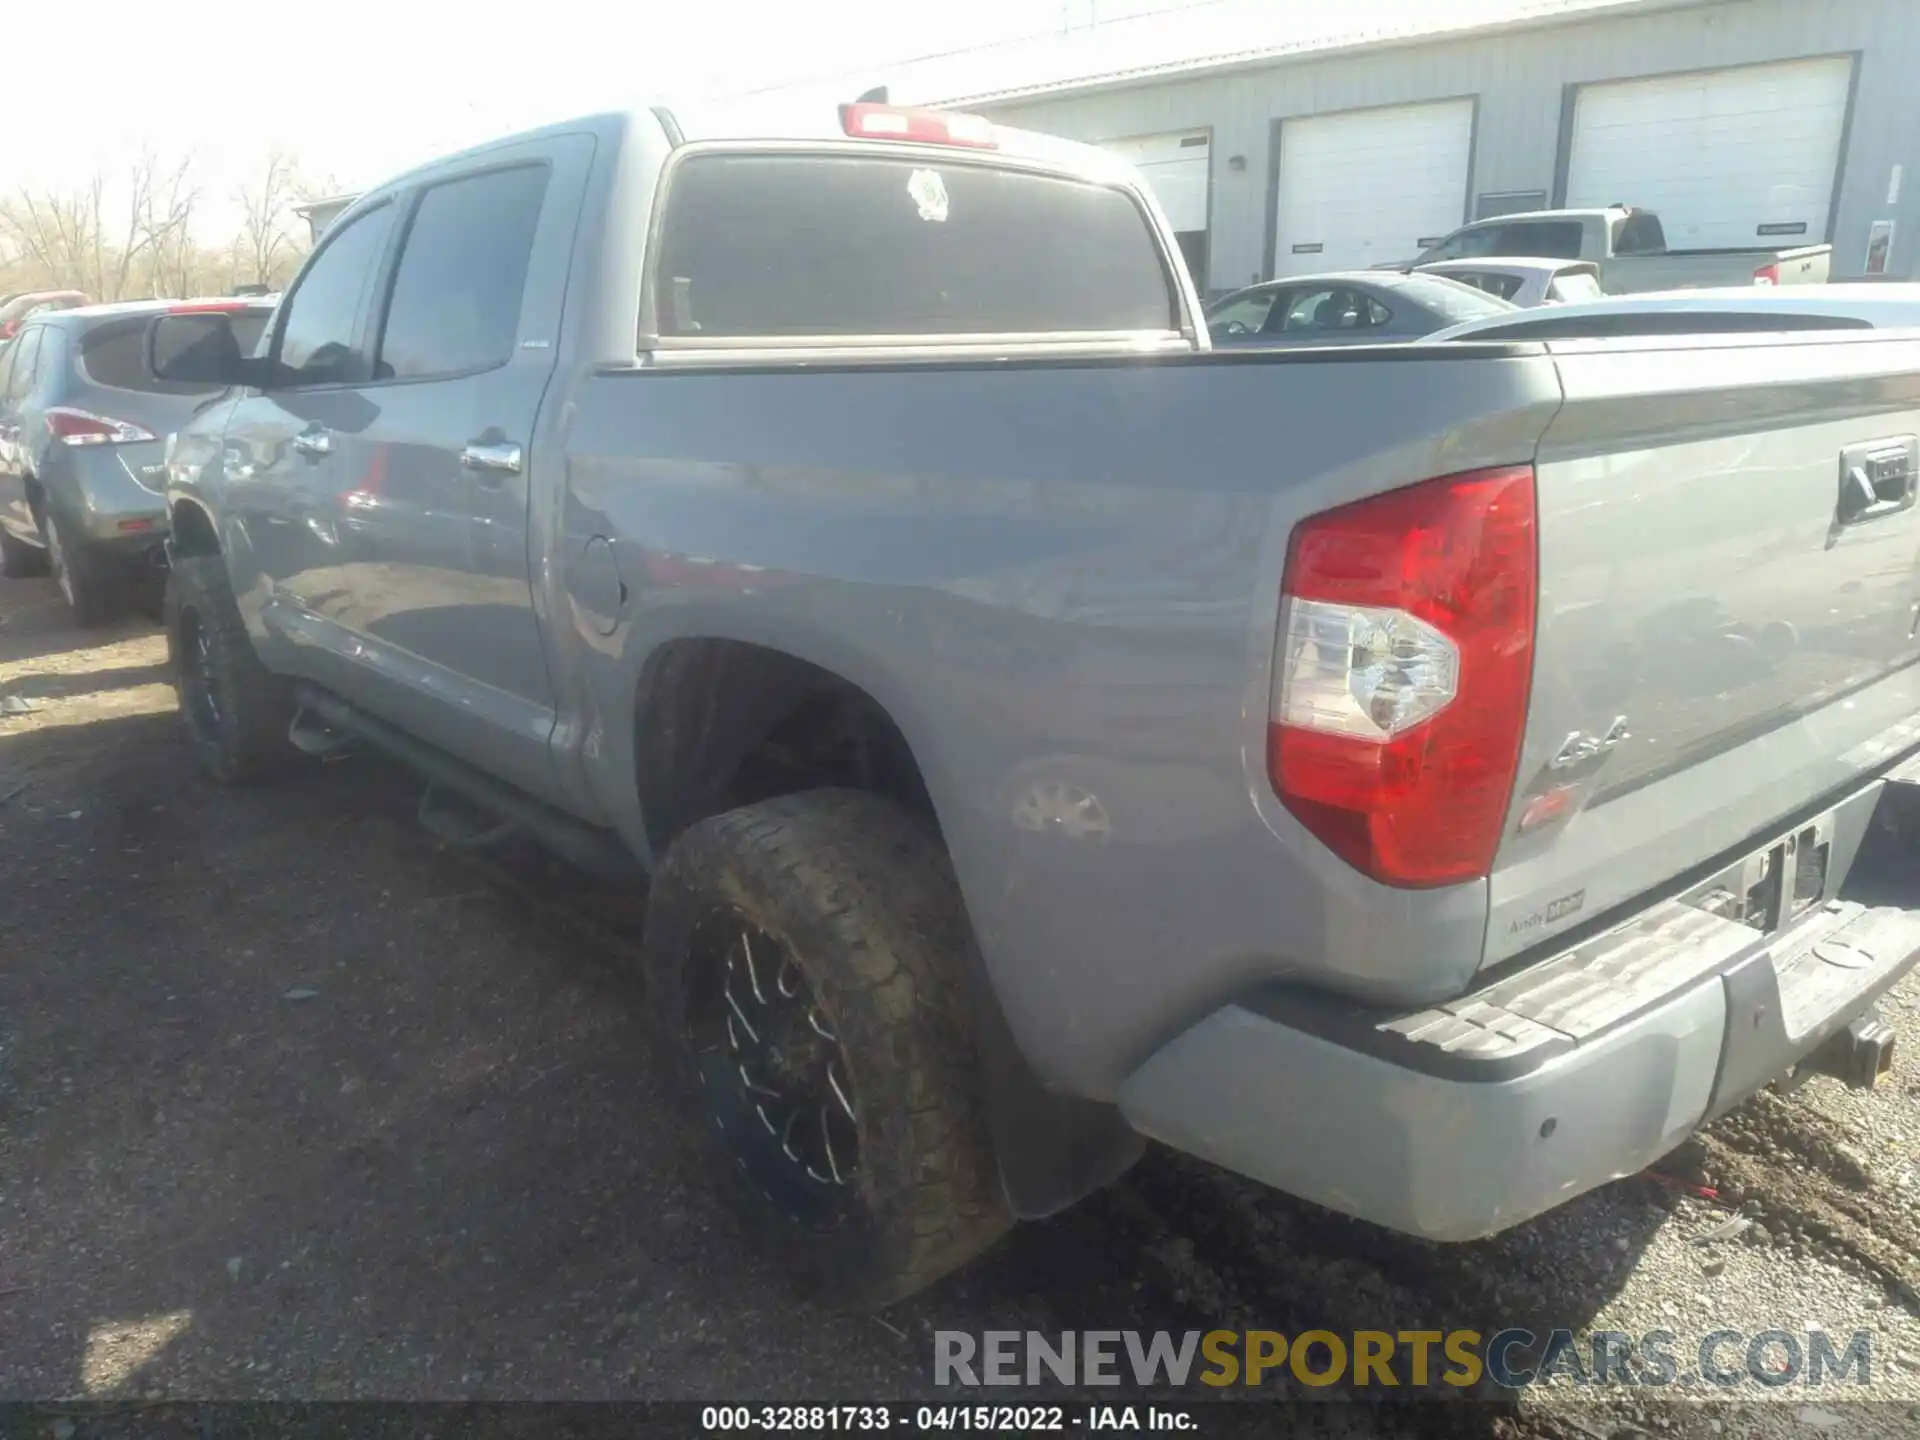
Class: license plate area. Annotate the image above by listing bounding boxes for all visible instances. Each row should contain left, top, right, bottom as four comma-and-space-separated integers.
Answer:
1702, 786, 1920, 1118
1682, 814, 1835, 936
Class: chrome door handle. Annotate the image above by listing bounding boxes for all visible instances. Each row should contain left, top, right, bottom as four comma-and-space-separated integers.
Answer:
291, 429, 333, 458
460, 441, 522, 477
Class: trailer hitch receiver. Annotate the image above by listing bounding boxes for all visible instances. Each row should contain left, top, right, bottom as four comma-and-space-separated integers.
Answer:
1802, 1008, 1896, 1091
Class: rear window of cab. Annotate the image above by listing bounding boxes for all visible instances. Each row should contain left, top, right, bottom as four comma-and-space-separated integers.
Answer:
648, 151, 1180, 341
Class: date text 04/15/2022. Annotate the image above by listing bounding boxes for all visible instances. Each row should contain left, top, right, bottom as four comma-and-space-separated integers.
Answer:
699, 1405, 1196, 1431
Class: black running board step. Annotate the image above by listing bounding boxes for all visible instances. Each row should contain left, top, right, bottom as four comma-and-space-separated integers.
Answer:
292, 683, 640, 884
418, 784, 518, 850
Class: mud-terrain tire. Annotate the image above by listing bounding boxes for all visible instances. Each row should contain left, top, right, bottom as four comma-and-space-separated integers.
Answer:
642, 789, 1012, 1308
0, 523, 49, 579
164, 555, 299, 784
44, 508, 123, 626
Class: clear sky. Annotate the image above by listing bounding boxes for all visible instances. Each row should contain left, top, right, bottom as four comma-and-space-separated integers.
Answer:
0, 0, 1213, 226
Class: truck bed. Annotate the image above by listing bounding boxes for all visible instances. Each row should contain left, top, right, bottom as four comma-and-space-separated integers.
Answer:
1604, 242, 1831, 293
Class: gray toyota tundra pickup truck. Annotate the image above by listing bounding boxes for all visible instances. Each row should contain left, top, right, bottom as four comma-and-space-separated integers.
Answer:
148, 100, 1920, 1306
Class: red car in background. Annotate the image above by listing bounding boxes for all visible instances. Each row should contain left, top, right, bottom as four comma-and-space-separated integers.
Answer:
0, 290, 92, 344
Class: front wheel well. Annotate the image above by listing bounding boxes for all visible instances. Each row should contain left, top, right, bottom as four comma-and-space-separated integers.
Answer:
168, 500, 220, 558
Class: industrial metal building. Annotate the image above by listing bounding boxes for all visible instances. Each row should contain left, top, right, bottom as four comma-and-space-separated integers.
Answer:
938, 0, 1919, 293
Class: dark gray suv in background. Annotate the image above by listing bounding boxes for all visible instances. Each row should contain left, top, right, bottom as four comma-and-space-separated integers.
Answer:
0, 297, 272, 624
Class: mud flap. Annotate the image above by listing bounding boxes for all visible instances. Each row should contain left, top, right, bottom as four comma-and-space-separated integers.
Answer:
970, 959, 1147, 1218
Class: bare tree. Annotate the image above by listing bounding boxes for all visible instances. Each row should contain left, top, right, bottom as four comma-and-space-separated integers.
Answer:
0, 152, 199, 301
100, 154, 157, 300
137, 153, 203, 297
0, 185, 100, 294
235, 149, 301, 288
0, 148, 308, 300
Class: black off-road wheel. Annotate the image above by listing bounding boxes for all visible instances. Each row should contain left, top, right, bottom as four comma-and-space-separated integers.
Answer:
0, 523, 49, 579
164, 555, 300, 784
643, 789, 1012, 1308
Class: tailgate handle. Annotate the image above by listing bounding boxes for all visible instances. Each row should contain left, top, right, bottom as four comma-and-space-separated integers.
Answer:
1836, 436, 1918, 526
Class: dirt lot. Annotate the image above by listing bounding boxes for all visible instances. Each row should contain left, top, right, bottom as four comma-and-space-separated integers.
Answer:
4, 572, 1920, 1436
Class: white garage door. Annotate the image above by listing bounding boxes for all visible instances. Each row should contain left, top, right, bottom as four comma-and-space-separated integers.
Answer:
1102, 131, 1211, 288
1101, 131, 1210, 234
1566, 58, 1851, 247
1272, 100, 1474, 277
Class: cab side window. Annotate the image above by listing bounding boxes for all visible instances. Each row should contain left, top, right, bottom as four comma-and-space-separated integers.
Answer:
274, 202, 397, 387
1425, 227, 1501, 263
1490, 221, 1584, 260
375, 164, 549, 382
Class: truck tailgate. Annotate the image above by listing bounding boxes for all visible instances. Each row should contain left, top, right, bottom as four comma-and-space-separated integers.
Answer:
1488, 331, 1920, 964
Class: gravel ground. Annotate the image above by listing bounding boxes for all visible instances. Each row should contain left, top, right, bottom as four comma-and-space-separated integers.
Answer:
3, 573, 1920, 1437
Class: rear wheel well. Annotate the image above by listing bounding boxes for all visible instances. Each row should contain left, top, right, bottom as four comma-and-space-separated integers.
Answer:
169, 501, 220, 558
634, 639, 936, 859
632, 638, 1145, 1221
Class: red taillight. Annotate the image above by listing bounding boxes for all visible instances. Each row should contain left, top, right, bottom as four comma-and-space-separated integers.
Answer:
1753, 262, 1780, 286
839, 103, 997, 149
46, 407, 156, 447
1267, 466, 1538, 887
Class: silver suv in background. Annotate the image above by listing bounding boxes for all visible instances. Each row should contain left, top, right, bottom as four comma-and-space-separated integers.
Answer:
0, 297, 274, 624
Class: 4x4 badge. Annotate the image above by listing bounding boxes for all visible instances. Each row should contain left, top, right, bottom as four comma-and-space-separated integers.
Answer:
1548, 716, 1631, 771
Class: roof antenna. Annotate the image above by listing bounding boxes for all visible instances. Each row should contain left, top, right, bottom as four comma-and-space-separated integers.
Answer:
856, 85, 889, 104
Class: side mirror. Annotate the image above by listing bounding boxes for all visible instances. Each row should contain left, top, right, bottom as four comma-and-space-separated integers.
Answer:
148, 311, 250, 387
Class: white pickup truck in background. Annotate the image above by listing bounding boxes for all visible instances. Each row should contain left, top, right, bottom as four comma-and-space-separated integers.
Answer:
1400, 205, 1832, 294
